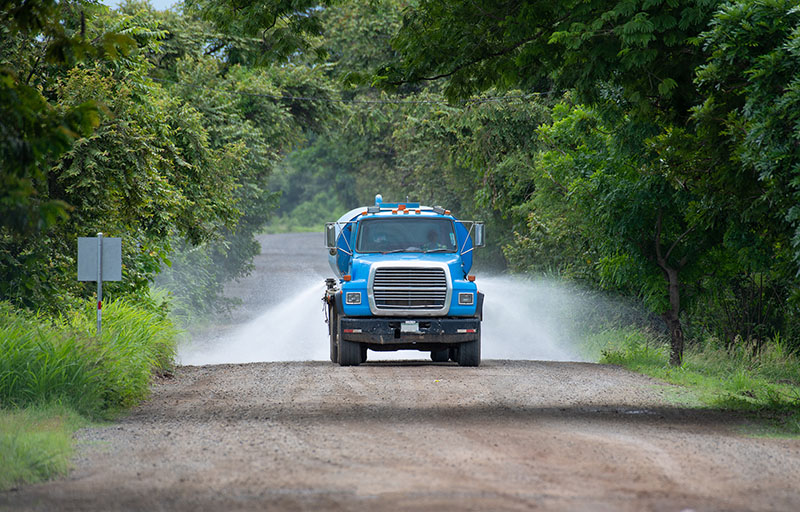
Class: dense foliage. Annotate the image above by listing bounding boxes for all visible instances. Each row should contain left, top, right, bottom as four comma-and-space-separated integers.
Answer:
0, 0, 335, 316
367, 0, 800, 362
269, 0, 800, 363
2, 0, 798, 363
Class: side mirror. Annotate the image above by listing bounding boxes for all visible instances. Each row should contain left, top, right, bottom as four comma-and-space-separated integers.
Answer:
325, 223, 337, 249
473, 222, 486, 248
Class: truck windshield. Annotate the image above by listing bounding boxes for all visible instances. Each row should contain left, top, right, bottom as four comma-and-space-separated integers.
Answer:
357, 218, 458, 254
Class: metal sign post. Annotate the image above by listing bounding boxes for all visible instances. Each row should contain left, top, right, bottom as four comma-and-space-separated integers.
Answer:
78, 233, 122, 337
96, 233, 103, 336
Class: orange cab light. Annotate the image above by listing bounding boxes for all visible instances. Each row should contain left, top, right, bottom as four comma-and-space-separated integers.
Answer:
343, 275, 352, 282
398, 204, 406, 210
392, 209, 398, 214
415, 209, 421, 214
404, 209, 410, 214
445, 210, 451, 215
467, 275, 476, 282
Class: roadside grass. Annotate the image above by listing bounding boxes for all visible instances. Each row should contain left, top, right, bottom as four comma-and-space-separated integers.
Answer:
1, 300, 177, 414
0, 299, 178, 490
66, 299, 177, 411
0, 302, 102, 414
588, 327, 800, 436
0, 404, 87, 490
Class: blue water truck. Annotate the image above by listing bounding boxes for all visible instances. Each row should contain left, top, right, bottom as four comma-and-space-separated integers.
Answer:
324, 195, 485, 366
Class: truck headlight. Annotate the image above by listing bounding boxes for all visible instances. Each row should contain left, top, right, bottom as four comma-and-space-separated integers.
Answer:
458, 292, 474, 305
345, 292, 362, 305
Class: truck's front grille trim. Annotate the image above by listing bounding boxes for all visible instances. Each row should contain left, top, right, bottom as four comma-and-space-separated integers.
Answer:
372, 267, 448, 313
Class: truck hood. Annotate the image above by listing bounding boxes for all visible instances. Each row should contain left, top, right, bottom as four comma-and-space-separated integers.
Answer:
353, 252, 461, 266
350, 252, 466, 281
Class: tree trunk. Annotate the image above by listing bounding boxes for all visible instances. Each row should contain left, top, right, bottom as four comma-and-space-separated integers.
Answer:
663, 312, 685, 366
663, 267, 684, 366
653, 210, 687, 366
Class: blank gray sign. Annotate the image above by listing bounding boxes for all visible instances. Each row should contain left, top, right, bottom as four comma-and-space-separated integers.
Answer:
77, 237, 122, 281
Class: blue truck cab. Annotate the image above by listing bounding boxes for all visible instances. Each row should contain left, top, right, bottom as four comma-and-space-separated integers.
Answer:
324, 195, 485, 366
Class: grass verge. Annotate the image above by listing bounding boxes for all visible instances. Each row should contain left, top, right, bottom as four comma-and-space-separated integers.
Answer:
1, 299, 177, 415
0, 404, 87, 490
588, 327, 800, 436
0, 299, 178, 490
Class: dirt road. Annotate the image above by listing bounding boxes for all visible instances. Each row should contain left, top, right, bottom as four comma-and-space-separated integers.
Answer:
2, 360, 799, 511
2, 233, 799, 511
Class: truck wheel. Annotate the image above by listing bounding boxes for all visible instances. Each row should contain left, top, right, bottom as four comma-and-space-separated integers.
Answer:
328, 304, 338, 363
431, 349, 449, 362
360, 345, 368, 363
448, 348, 458, 362
339, 339, 361, 366
457, 334, 481, 367
338, 319, 361, 366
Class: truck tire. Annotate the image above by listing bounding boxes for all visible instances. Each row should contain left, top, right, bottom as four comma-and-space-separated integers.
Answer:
431, 349, 449, 362
457, 333, 481, 367
338, 318, 361, 366
328, 304, 338, 363
360, 345, 368, 363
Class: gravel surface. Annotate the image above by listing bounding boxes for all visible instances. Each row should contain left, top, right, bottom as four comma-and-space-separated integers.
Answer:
2, 233, 799, 511
2, 360, 799, 511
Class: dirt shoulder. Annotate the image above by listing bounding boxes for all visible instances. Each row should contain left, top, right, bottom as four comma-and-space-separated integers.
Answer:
2, 360, 799, 511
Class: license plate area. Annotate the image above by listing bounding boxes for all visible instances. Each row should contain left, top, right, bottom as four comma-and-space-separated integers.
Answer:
400, 321, 419, 333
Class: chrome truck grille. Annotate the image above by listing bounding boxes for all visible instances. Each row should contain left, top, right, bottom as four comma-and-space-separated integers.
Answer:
369, 265, 451, 316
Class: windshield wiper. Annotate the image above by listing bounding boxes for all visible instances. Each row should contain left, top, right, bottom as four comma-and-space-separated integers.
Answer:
381, 248, 408, 254
423, 248, 453, 253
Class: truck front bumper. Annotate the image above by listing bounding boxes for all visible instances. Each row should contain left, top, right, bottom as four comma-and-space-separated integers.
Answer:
339, 317, 480, 349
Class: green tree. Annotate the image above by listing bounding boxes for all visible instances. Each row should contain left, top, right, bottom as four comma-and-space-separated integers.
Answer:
687, 0, 800, 348
0, 0, 134, 234
540, 102, 730, 364
382, 0, 716, 113
142, 3, 340, 315
321, 0, 403, 82
1, 3, 247, 309
184, 0, 332, 66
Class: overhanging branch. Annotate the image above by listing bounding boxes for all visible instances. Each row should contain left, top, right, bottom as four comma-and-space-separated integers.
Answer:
386, 9, 574, 88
